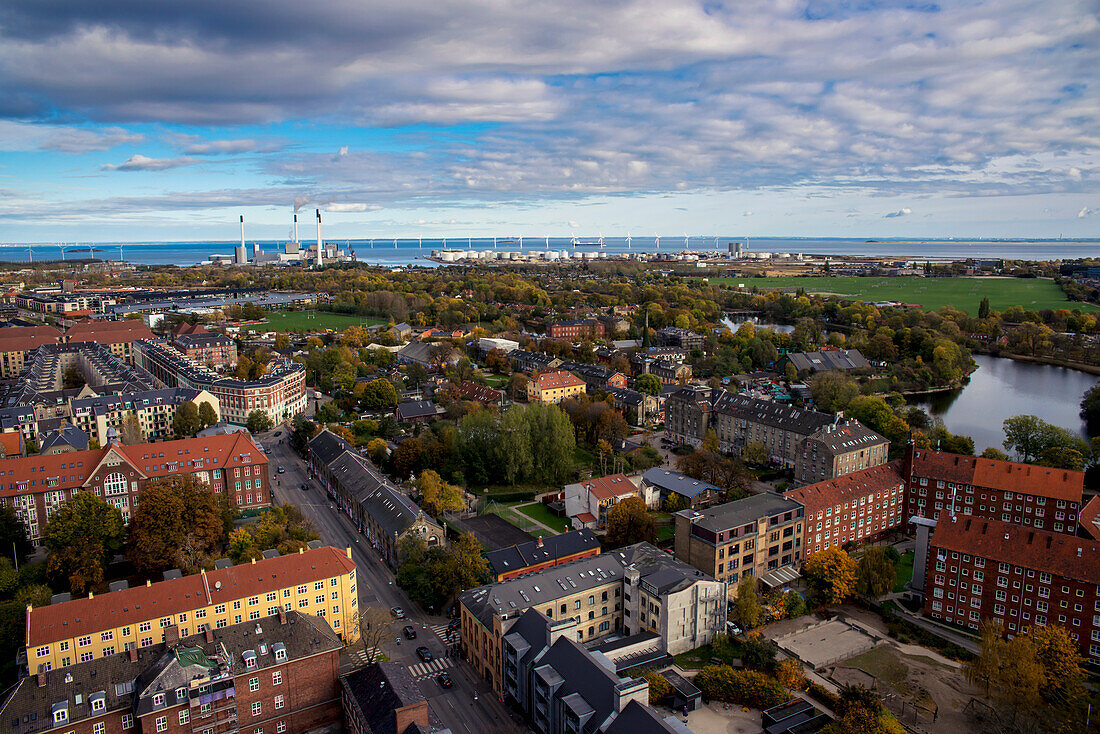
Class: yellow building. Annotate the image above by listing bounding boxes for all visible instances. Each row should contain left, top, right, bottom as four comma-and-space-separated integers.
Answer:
26, 546, 359, 672
526, 369, 587, 404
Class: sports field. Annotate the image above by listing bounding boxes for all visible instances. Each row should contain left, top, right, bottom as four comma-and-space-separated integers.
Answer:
710, 276, 1098, 314
242, 310, 387, 333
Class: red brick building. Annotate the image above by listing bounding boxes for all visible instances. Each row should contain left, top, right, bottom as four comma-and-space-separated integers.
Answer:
455, 380, 505, 406
784, 462, 906, 555
66, 320, 155, 363
547, 319, 604, 340
0, 611, 342, 734
173, 330, 238, 370
903, 447, 1084, 535
924, 512, 1100, 661
0, 432, 269, 544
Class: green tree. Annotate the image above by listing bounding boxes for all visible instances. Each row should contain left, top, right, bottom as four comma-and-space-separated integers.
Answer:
856, 546, 896, 599
978, 296, 991, 319
803, 547, 858, 606
809, 371, 859, 413
362, 378, 399, 410
0, 505, 32, 567
635, 373, 661, 396
605, 496, 656, 546
980, 446, 1009, 460
228, 527, 260, 563
173, 400, 201, 437
126, 474, 224, 574
198, 401, 219, 429
1002, 414, 1048, 463
42, 492, 125, 595
1082, 383, 1100, 437
527, 403, 576, 485
643, 669, 672, 705
734, 575, 762, 630
367, 437, 388, 464
246, 410, 274, 433
741, 441, 769, 466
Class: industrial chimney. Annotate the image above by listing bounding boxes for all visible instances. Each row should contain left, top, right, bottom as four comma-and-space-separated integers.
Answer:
236, 215, 247, 265
315, 209, 324, 267
293, 213, 298, 243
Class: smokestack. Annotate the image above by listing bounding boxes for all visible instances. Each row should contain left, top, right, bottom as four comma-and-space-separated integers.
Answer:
293, 213, 298, 243
236, 215, 246, 265
315, 208, 324, 267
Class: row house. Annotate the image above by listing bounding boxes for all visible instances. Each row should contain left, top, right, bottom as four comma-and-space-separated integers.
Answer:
924, 512, 1100, 661
65, 320, 155, 364
0, 432, 269, 544
547, 319, 604, 340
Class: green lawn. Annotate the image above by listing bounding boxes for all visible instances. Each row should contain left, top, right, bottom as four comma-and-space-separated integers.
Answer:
709, 275, 1098, 314
514, 502, 572, 533
894, 551, 915, 593
241, 310, 388, 333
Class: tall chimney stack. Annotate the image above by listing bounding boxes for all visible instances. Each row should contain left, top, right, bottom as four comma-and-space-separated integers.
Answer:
293, 213, 298, 243
315, 208, 324, 267
236, 215, 247, 265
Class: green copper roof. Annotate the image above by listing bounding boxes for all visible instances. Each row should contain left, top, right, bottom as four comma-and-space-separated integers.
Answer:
174, 646, 216, 669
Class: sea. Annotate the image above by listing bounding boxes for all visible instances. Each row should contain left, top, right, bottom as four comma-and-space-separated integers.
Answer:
1, 237, 1097, 268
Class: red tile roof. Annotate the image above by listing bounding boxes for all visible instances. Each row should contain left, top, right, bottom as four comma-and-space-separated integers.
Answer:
909, 449, 1084, 503
0, 325, 62, 353
1079, 496, 1100, 541
0, 432, 21, 457
27, 546, 356, 647
577, 473, 639, 501
66, 319, 154, 343
456, 381, 504, 404
785, 461, 904, 509
930, 511, 1100, 586
533, 370, 585, 391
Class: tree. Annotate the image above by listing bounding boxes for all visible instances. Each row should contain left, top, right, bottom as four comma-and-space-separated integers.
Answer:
228, 527, 260, 563
198, 401, 219, 429
856, 546, 896, 599
359, 606, 393, 664
1027, 624, 1085, 706
274, 333, 291, 350
809, 371, 859, 413
1002, 414, 1049, 462
980, 446, 1009, 460
774, 659, 807, 691
246, 410, 274, 433
965, 621, 1044, 718
643, 669, 672, 705
803, 547, 858, 606
734, 576, 762, 630
362, 378, 399, 410
120, 411, 143, 445
741, 441, 769, 466
1082, 383, 1100, 437
367, 437, 388, 463
126, 474, 224, 574
42, 492, 125, 595
507, 373, 528, 401
978, 296, 991, 319
173, 400, 201, 437
0, 505, 32, 566
526, 403, 576, 485
635, 373, 661, 396
1002, 414, 1091, 468
416, 470, 465, 516
605, 496, 656, 546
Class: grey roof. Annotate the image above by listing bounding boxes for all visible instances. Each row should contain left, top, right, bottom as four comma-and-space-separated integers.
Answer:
308, 429, 353, 466
535, 636, 637, 734
196, 422, 248, 437
641, 468, 720, 499
485, 529, 600, 576
174, 332, 234, 349
341, 662, 441, 734
612, 543, 715, 594
712, 392, 834, 436
605, 700, 686, 734
326, 449, 425, 538
395, 400, 445, 421
805, 419, 888, 455
39, 424, 89, 453
396, 341, 441, 366
606, 386, 645, 406
787, 349, 869, 373
675, 492, 803, 533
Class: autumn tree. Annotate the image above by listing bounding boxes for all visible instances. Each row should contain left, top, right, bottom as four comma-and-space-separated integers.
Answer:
359, 606, 393, 664
42, 492, 125, 595
120, 411, 143, 445
126, 474, 224, 574
605, 496, 656, 547
198, 401, 219, 429
367, 437, 388, 464
803, 547, 858, 606
741, 441, 769, 466
734, 575, 762, 630
643, 669, 672, 704
173, 400, 201, 437
362, 378, 399, 409
965, 621, 1045, 725
856, 546, 896, 599
809, 371, 859, 413
416, 469, 465, 516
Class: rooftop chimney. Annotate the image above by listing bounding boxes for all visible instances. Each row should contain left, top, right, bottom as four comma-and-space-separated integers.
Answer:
205, 627, 214, 643
537, 536, 544, 547
315, 209, 324, 267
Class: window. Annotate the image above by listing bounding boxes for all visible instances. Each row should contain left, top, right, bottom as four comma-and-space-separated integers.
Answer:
122, 714, 133, 730
93, 723, 105, 734
78, 635, 91, 647
315, 581, 324, 591
35, 645, 49, 658
249, 677, 259, 692
277, 722, 286, 733
215, 604, 226, 614
252, 702, 262, 717
249, 596, 259, 606
156, 716, 167, 733
179, 710, 190, 725
272, 671, 282, 685
274, 694, 284, 710
79, 651, 94, 663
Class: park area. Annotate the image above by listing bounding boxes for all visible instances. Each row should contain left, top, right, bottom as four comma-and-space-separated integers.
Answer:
241, 310, 387, 333
710, 275, 1098, 314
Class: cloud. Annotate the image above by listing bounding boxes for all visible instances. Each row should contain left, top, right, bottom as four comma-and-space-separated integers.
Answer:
883, 208, 913, 218
0, 120, 143, 153
1078, 206, 1097, 218
101, 154, 198, 171
325, 203, 380, 212
180, 138, 275, 155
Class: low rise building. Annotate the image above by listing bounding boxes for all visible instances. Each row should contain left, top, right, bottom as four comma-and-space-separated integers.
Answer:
640, 468, 722, 509
785, 348, 870, 374
674, 493, 805, 589
784, 462, 906, 555
341, 662, 443, 734
564, 473, 656, 529
527, 370, 587, 404
605, 386, 657, 425
455, 380, 505, 407
655, 327, 706, 351
7, 610, 342, 734
924, 512, 1100, 661
485, 529, 601, 581
25, 546, 359, 673
547, 319, 604, 340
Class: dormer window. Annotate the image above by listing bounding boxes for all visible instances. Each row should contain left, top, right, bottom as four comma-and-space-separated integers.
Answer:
153, 692, 165, 707
52, 703, 68, 724
90, 693, 106, 712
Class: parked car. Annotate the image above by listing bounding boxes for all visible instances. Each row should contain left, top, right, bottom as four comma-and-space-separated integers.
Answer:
403, 625, 417, 640
277, 467, 286, 474
416, 646, 432, 662
390, 607, 406, 619
300, 483, 309, 491
436, 672, 453, 688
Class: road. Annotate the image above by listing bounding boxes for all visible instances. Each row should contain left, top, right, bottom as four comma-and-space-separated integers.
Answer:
260, 429, 524, 734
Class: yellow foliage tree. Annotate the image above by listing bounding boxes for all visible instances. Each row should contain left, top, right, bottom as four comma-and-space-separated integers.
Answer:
803, 547, 858, 606
416, 469, 465, 516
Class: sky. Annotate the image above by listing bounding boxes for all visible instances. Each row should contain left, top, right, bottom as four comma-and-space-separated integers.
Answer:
0, 0, 1098, 243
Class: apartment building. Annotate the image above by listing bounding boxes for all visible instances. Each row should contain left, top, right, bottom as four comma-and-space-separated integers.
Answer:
924, 512, 1100, 661
342, 662, 443, 734
0, 326, 63, 378
655, 326, 706, 351
26, 546, 360, 672
547, 319, 604, 340
460, 542, 722, 697
784, 462, 906, 555
674, 493, 805, 588
135, 339, 306, 425
173, 330, 238, 370
15, 291, 117, 316
7, 610, 342, 734
0, 432, 268, 543
903, 447, 1085, 534
527, 370, 587, 404
631, 356, 692, 385
65, 320, 155, 363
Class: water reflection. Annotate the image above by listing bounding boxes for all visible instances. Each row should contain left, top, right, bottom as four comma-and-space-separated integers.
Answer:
721, 315, 795, 334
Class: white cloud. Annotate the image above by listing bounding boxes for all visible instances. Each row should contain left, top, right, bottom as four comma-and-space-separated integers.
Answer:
0, 120, 143, 153
325, 203, 380, 212
883, 207, 912, 218
1078, 206, 1097, 218
101, 154, 198, 171
180, 138, 274, 155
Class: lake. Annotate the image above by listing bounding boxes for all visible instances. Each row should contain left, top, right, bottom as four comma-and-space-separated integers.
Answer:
722, 315, 795, 334
913, 354, 1097, 453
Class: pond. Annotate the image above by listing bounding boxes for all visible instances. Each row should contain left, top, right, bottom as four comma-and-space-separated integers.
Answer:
722, 314, 795, 334
913, 354, 1097, 453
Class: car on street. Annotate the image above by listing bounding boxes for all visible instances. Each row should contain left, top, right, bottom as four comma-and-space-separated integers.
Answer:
415, 646, 432, 662
436, 672, 453, 688
403, 625, 417, 639
390, 606, 406, 619
273, 431, 282, 437
277, 467, 286, 474
300, 483, 309, 491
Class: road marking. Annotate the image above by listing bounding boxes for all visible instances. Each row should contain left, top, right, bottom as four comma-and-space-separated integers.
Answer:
408, 658, 453, 678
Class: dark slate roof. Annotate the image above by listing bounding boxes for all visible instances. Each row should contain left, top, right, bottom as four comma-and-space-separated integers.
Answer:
804, 419, 887, 454
309, 429, 352, 466
604, 699, 685, 734
341, 662, 442, 734
607, 387, 645, 406
485, 529, 600, 576
39, 424, 89, 453
611, 542, 714, 594
328, 450, 424, 537
674, 492, 803, 533
536, 637, 626, 732
787, 349, 869, 373
641, 468, 720, 499
711, 392, 833, 436
396, 400, 445, 421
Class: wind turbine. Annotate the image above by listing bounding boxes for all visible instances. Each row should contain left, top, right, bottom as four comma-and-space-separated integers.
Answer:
626, 233, 632, 250
545, 234, 550, 247
369, 238, 374, 249
684, 233, 690, 251
418, 235, 422, 249
493, 236, 497, 249
518, 235, 523, 249
58, 243, 65, 261
655, 235, 660, 251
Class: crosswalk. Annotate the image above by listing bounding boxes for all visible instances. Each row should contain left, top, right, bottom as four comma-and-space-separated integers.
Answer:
427, 623, 460, 643
408, 657, 452, 679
